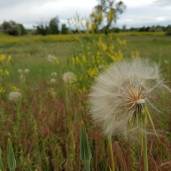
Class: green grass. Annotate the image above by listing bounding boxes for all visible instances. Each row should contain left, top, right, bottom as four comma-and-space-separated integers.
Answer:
1, 32, 170, 74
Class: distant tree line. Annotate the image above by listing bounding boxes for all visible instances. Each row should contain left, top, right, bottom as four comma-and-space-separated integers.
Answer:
34, 17, 69, 35
0, 19, 171, 36
121, 25, 171, 33
111, 25, 171, 36
0, 17, 70, 36
1, 0, 170, 36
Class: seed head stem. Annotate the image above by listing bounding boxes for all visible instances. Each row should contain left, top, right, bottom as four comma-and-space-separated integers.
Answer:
142, 107, 148, 171
108, 136, 115, 171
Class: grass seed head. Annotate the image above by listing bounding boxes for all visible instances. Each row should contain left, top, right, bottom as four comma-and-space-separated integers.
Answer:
63, 72, 77, 84
8, 91, 22, 102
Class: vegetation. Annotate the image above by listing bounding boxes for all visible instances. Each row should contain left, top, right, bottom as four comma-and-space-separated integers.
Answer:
90, 0, 126, 33
0, 21, 26, 36
0, 32, 170, 170
166, 27, 171, 36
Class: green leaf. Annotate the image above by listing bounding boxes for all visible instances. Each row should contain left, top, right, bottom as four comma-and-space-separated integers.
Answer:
0, 146, 4, 171
7, 139, 16, 171
80, 127, 92, 171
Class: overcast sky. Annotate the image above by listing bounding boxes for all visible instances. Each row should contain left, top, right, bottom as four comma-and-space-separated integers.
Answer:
0, 0, 171, 28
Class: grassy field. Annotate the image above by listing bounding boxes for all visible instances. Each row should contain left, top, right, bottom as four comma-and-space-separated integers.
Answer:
1, 32, 170, 78
0, 32, 170, 171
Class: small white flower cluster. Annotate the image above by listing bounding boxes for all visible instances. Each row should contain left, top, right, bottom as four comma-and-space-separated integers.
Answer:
18, 68, 30, 74
51, 72, 57, 77
48, 88, 56, 98
8, 91, 22, 102
62, 72, 77, 84
18, 68, 30, 82
47, 55, 58, 63
49, 72, 58, 84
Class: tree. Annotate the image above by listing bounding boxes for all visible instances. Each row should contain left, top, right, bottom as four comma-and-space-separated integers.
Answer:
35, 24, 48, 35
61, 24, 69, 34
90, 5, 103, 32
48, 17, 59, 34
0, 21, 26, 36
166, 25, 171, 36
90, 0, 126, 33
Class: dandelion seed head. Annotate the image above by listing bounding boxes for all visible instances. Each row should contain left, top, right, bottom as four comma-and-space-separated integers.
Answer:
8, 91, 22, 102
89, 59, 169, 137
50, 78, 56, 84
18, 69, 23, 74
24, 68, 30, 74
51, 72, 57, 77
47, 54, 57, 63
63, 72, 77, 84
48, 88, 56, 98
20, 74, 25, 81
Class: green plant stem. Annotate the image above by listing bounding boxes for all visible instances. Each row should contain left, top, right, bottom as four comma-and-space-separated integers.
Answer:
143, 131, 148, 171
145, 106, 159, 141
142, 109, 148, 171
84, 160, 91, 171
108, 136, 115, 171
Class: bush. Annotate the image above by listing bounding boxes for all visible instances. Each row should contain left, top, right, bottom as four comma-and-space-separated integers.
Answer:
61, 24, 69, 34
0, 21, 26, 36
166, 29, 171, 36
34, 24, 49, 35
48, 17, 59, 34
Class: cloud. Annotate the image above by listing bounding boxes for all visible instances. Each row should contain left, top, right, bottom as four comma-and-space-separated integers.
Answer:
0, 0, 170, 28
0, 0, 53, 8
155, 0, 171, 6
123, 0, 155, 7
117, 3, 171, 27
0, 0, 97, 27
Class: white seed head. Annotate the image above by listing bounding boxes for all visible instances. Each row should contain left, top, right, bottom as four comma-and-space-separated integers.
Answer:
47, 55, 57, 63
50, 78, 56, 84
20, 74, 25, 81
51, 72, 57, 77
49, 88, 56, 98
8, 91, 22, 102
89, 59, 169, 137
18, 69, 23, 74
24, 68, 30, 74
63, 72, 77, 84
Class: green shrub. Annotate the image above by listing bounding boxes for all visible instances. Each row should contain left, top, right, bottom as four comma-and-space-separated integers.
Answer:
166, 28, 171, 36
0, 21, 26, 36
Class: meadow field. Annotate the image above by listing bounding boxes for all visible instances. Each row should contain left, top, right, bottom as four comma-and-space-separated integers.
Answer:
0, 32, 171, 171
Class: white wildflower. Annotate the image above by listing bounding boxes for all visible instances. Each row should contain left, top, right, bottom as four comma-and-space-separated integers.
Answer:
8, 91, 22, 102
20, 74, 25, 82
63, 72, 77, 84
89, 59, 170, 137
49, 88, 56, 98
24, 68, 30, 74
164, 60, 168, 64
47, 54, 57, 63
50, 78, 56, 84
18, 69, 23, 74
51, 72, 57, 77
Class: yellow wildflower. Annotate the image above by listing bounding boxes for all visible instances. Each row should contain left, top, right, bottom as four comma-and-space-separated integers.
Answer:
87, 67, 98, 78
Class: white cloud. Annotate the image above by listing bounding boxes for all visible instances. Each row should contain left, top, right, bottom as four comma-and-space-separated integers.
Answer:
117, 1, 171, 27
0, 0, 97, 27
123, 0, 155, 7
155, 0, 171, 5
